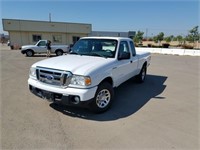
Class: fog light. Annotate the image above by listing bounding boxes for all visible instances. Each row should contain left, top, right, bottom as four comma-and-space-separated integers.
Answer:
74, 96, 80, 101
71, 96, 80, 104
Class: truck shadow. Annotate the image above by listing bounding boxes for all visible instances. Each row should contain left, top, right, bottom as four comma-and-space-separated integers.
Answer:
50, 74, 167, 121
32, 54, 57, 57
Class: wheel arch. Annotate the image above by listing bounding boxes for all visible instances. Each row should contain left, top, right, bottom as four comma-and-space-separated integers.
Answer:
99, 77, 113, 87
27, 49, 34, 52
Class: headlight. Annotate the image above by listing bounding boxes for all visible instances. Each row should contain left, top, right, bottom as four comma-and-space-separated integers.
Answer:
70, 75, 91, 86
29, 67, 36, 79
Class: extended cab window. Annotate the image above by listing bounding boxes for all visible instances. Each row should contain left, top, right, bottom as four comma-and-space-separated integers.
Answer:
117, 41, 131, 60
129, 41, 136, 56
118, 41, 130, 56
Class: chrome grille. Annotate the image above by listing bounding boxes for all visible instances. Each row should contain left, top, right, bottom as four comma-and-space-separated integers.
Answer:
36, 67, 72, 87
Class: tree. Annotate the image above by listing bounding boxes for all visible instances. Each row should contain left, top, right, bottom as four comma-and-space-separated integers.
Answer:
176, 35, 184, 45
186, 26, 199, 43
134, 31, 144, 44
153, 32, 164, 46
164, 35, 174, 43
164, 37, 171, 43
157, 32, 164, 43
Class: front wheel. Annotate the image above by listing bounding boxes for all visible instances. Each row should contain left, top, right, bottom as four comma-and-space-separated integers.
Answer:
89, 82, 114, 113
26, 50, 34, 57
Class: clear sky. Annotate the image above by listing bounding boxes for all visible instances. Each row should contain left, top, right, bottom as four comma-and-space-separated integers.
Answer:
0, 0, 199, 37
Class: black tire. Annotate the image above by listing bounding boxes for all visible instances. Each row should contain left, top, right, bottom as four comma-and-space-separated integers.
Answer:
89, 82, 114, 113
26, 50, 34, 57
136, 64, 147, 83
56, 50, 63, 56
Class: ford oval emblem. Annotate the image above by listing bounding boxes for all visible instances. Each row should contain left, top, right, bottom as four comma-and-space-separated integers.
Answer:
45, 75, 54, 80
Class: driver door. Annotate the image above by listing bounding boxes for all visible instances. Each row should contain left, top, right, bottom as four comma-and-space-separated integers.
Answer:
112, 41, 134, 87
36, 41, 47, 53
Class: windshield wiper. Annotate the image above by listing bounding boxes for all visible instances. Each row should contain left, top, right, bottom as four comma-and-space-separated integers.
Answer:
90, 52, 107, 58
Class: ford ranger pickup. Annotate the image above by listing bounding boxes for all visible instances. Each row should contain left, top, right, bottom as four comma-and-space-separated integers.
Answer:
28, 37, 151, 113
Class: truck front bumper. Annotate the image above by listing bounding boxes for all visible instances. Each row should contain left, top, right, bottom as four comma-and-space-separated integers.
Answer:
28, 78, 98, 107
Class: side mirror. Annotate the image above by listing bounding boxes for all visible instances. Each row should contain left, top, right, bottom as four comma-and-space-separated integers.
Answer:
118, 52, 130, 60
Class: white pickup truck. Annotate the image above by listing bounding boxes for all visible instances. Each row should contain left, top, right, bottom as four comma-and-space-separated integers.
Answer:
21, 40, 69, 56
28, 37, 151, 113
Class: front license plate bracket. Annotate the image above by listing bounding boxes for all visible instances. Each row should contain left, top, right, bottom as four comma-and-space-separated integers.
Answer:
42, 91, 54, 102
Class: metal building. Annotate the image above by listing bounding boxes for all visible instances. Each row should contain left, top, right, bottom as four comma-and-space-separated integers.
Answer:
90, 31, 136, 38
2, 19, 92, 47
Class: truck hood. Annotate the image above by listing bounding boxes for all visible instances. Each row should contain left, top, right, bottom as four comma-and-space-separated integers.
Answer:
21, 45, 35, 49
32, 54, 115, 75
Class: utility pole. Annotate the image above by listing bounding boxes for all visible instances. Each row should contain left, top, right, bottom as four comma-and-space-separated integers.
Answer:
146, 28, 148, 39
49, 13, 51, 22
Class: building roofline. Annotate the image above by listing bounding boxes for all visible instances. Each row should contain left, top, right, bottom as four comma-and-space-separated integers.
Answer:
2, 18, 91, 26
81, 36, 132, 40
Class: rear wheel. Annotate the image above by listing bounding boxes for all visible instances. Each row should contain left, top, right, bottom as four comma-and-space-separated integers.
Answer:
90, 82, 114, 113
136, 64, 147, 83
26, 50, 34, 57
56, 50, 63, 56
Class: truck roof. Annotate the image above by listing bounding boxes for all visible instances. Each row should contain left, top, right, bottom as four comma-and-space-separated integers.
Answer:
81, 36, 133, 41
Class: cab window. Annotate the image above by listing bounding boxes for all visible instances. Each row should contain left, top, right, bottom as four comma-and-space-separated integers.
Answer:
118, 41, 130, 56
129, 41, 136, 56
37, 41, 46, 46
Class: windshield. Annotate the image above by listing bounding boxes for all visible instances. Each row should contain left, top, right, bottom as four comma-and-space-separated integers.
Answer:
70, 39, 118, 58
